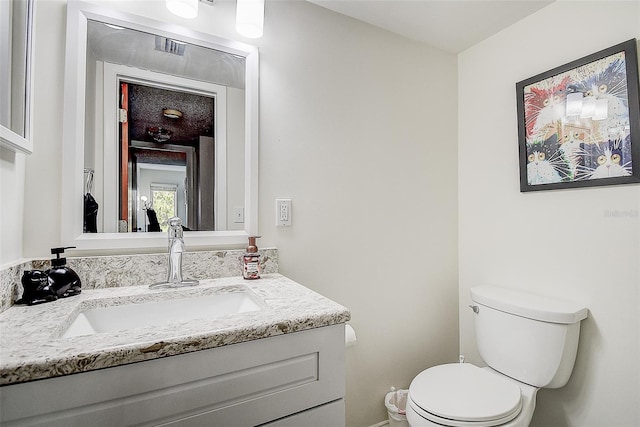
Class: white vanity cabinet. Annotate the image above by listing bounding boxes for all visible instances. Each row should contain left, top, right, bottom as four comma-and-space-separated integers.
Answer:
0, 324, 345, 426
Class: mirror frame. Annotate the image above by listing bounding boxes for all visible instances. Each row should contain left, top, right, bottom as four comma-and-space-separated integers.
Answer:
0, 0, 35, 154
61, 1, 259, 251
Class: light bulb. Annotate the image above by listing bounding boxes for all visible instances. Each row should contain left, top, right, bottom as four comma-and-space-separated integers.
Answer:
236, 0, 264, 38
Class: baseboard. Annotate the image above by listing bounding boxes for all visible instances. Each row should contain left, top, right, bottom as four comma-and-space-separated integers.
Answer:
368, 420, 389, 427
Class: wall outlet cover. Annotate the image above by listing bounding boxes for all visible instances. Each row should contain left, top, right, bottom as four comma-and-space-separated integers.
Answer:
276, 198, 292, 226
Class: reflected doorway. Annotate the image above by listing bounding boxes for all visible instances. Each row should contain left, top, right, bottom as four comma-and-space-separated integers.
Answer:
119, 81, 216, 232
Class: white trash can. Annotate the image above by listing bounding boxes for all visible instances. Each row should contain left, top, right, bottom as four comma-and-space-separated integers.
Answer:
385, 387, 409, 427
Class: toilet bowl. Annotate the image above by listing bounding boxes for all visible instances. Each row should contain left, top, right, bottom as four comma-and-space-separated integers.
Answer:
405, 285, 588, 427
406, 363, 538, 427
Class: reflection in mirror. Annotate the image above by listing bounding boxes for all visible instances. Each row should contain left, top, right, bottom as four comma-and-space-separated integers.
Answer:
85, 20, 246, 233
0, 0, 34, 153
62, 2, 259, 251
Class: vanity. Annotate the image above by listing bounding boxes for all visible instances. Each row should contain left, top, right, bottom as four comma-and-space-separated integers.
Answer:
0, 273, 350, 426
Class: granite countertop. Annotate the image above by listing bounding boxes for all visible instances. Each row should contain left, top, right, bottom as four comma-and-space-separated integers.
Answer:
0, 274, 350, 386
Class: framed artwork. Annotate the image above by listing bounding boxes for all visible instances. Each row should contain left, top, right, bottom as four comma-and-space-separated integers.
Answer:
516, 39, 640, 192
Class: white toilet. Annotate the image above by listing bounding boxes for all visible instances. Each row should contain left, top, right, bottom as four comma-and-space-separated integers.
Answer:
406, 285, 588, 427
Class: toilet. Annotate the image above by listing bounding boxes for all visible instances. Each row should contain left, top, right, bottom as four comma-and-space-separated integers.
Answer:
406, 285, 588, 427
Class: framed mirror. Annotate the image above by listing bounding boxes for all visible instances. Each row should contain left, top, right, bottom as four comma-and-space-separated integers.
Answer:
0, 0, 35, 154
62, 1, 259, 251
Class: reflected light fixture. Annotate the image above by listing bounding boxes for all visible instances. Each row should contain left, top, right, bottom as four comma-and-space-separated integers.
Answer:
166, 0, 198, 19
236, 0, 265, 38
579, 96, 596, 119
592, 99, 609, 121
163, 109, 183, 119
565, 92, 583, 116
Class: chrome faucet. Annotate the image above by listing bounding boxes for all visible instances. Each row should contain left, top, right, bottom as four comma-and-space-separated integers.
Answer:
149, 217, 199, 289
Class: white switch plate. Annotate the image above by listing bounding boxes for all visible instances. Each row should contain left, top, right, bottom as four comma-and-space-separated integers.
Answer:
233, 206, 244, 223
276, 198, 292, 226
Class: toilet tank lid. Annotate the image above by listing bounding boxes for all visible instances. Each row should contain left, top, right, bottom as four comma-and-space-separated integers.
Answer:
470, 286, 588, 324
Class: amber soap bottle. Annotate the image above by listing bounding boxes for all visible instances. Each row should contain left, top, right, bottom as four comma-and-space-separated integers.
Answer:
243, 236, 261, 280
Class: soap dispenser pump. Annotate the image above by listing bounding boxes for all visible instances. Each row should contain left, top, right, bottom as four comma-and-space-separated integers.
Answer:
46, 246, 82, 298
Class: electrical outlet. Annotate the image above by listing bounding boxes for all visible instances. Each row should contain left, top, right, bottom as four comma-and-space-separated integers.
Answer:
276, 198, 292, 226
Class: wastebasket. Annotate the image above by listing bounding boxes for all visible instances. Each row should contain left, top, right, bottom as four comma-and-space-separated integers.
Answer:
385, 387, 409, 427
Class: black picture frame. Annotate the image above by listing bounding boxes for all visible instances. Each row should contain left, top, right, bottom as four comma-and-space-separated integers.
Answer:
516, 39, 640, 192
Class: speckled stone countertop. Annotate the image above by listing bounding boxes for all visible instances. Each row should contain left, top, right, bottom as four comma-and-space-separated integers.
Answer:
0, 274, 350, 386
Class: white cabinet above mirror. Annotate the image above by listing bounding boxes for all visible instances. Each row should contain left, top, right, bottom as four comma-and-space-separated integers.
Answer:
61, 1, 259, 251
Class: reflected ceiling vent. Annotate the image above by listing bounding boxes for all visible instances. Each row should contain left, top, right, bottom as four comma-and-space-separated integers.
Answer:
155, 36, 186, 56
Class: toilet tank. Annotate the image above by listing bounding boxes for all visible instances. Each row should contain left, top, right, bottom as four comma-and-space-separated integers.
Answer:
470, 286, 588, 389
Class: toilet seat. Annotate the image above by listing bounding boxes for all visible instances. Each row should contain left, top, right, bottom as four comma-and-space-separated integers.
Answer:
408, 363, 523, 427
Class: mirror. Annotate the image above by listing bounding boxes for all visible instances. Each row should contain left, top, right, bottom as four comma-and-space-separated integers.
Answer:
0, 0, 34, 154
62, 1, 259, 251
86, 21, 245, 233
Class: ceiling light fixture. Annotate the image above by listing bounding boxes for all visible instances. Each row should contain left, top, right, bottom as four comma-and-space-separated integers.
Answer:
236, 0, 265, 38
166, 0, 198, 19
163, 109, 183, 119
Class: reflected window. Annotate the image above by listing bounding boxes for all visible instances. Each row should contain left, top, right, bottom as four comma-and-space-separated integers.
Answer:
151, 183, 178, 231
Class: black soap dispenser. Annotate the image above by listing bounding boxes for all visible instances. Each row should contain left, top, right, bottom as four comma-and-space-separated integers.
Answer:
46, 247, 82, 298
16, 270, 58, 305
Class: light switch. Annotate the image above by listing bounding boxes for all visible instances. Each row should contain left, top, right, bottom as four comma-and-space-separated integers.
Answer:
233, 206, 244, 223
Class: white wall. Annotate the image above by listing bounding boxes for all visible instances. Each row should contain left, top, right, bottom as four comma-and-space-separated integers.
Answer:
22, 0, 66, 259
458, 2, 640, 427
226, 86, 245, 231
20, 1, 459, 426
0, 147, 26, 266
258, 3, 459, 426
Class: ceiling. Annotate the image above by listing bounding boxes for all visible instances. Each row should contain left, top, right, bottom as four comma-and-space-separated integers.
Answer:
306, 0, 555, 53
87, 20, 246, 89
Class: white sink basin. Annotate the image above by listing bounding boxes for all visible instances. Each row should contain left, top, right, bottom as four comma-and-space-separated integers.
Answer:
62, 292, 263, 338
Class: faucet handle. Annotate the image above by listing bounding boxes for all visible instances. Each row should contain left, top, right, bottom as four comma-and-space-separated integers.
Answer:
168, 217, 183, 238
